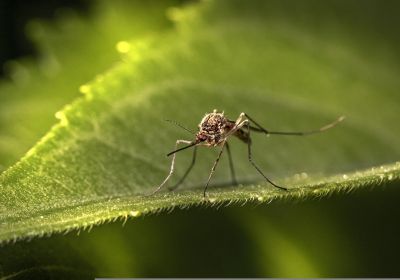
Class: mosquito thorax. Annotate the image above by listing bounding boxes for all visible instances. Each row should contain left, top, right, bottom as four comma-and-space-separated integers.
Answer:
196, 110, 233, 146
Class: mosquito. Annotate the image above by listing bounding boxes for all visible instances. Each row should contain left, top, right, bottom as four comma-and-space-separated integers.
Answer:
151, 109, 345, 198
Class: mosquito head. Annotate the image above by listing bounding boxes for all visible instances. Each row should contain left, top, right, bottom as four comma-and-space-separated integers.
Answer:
196, 110, 233, 146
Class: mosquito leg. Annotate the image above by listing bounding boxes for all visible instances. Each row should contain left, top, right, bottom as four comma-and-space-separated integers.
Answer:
243, 113, 269, 134
203, 142, 226, 198
244, 112, 345, 136
245, 121, 287, 191
225, 142, 238, 186
151, 139, 192, 195
168, 146, 197, 191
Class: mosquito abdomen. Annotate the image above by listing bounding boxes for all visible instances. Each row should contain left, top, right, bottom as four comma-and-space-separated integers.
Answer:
234, 128, 250, 143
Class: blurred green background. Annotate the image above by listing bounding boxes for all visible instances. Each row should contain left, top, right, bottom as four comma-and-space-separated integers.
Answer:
1, 0, 400, 278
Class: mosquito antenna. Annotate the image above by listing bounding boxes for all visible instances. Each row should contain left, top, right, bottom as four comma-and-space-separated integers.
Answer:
267, 116, 346, 136
164, 119, 195, 135
167, 141, 199, 157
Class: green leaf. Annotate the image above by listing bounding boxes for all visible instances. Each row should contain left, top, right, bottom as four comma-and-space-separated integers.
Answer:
0, 0, 175, 171
2, 187, 399, 278
1, 0, 400, 246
